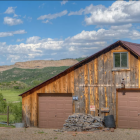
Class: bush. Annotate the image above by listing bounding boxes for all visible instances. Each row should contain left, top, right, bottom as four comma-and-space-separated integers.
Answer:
0, 93, 7, 113
12, 102, 22, 123
14, 86, 19, 89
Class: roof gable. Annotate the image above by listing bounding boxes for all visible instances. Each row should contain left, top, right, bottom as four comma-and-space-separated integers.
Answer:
19, 40, 140, 96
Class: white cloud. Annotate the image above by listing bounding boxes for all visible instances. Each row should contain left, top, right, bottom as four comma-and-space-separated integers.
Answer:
68, 1, 140, 25
4, 7, 16, 14
39, 3, 45, 8
23, 15, 26, 18
16, 39, 24, 42
0, 30, 26, 37
61, 0, 68, 5
26, 36, 41, 44
2, 24, 140, 64
7, 55, 20, 63
42, 20, 49, 23
69, 46, 75, 51
37, 10, 68, 20
68, 9, 84, 16
4, 7, 20, 18
4, 17, 23, 26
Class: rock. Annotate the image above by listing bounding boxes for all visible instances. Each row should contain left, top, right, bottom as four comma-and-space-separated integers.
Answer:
102, 128, 110, 132
57, 113, 104, 132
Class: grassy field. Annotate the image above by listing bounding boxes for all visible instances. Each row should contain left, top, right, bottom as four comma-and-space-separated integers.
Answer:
0, 123, 15, 128
0, 114, 15, 123
0, 89, 22, 124
0, 90, 22, 103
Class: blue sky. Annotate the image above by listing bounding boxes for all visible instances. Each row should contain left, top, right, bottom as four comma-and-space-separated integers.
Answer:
0, 1, 140, 65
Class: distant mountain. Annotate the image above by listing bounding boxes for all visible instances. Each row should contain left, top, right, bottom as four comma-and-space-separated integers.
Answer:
0, 57, 88, 89
0, 59, 78, 72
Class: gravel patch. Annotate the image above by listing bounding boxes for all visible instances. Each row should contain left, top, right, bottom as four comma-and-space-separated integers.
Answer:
0, 127, 140, 140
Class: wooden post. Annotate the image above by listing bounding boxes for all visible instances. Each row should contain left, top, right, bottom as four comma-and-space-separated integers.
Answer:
7, 106, 9, 126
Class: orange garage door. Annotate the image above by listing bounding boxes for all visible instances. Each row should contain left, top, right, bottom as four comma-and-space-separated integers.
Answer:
38, 94, 72, 128
118, 91, 140, 129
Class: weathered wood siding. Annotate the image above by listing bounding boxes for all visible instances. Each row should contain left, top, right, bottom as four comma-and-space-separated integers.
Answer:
22, 45, 139, 127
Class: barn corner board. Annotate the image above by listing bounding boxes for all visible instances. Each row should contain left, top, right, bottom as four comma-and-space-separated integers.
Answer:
19, 40, 140, 128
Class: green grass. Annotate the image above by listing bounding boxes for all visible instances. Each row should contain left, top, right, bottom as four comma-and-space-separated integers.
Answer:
0, 114, 15, 123
0, 89, 22, 102
76, 57, 87, 62
0, 123, 15, 128
38, 131, 44, 134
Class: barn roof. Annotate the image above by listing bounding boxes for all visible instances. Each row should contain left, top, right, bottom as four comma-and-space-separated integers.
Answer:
19, 40, 140, 96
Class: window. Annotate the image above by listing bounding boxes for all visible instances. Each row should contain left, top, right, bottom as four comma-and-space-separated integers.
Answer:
113, 52, 128, 68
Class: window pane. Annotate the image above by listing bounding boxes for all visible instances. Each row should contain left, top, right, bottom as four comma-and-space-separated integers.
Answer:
114, 53, 120, 67
121, 53, 127, 67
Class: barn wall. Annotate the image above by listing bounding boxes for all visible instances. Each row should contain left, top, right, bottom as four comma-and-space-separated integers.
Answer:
74, 45, 139, 121
22, 45, 139, 127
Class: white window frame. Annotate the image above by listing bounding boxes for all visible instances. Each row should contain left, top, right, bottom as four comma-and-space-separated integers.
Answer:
113, 52, 128, 69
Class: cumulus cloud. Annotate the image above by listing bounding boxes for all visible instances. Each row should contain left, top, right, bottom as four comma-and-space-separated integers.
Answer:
68, 1, 140, 25
37, 10, 68, 21
0, 30, 26, 37
4, 7, 16, 14
61, 0, 68, 5
1, 24, 140, 64
26, 36, 41, 44
4, 17, 23, 26
4, 6, 19, 17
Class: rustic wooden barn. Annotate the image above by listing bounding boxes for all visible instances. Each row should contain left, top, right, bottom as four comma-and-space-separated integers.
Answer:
19, 40, 140, 129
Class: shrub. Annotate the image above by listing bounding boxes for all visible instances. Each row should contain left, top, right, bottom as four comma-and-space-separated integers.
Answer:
14, 86, 19, 89
0, 93, 7, 113
12, 102, 22, 123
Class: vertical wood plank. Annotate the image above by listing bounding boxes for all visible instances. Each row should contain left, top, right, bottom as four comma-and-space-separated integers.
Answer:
84, 64, 89, 114
139, 58, 140, 88
94, 58, 98, 116
71, 70, 75, 113
74, 68, 80, 113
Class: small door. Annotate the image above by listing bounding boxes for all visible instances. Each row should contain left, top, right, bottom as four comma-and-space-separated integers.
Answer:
38, 94, 72, 128
118, 91, 140, 129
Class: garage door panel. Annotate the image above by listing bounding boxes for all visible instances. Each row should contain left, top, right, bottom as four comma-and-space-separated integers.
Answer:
128, 101, 139, 108
118, 91, 140, 129
129, 110, 139, 118
118, 119, 128, 128
127, 92, 139, 97
39, 121, 47, 128
49, 104, 56, 109
39, 95, 72, 128
118, 100, 127, 107
129, 120, 139, 129
118, 110, 128, 117
56, 112, 64, 118
48, 120, 56, 128
56, 104, 64, 109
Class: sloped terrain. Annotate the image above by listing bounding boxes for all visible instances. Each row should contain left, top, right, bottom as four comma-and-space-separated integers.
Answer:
0, 66, 69, 86
0, 59, 79, 72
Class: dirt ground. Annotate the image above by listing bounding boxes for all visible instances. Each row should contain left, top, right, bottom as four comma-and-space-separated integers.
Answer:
0, 127, 140, 140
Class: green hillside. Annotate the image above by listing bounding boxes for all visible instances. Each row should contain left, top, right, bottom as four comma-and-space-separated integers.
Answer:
0, 66, 69, 87
76, 57, 87, 62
